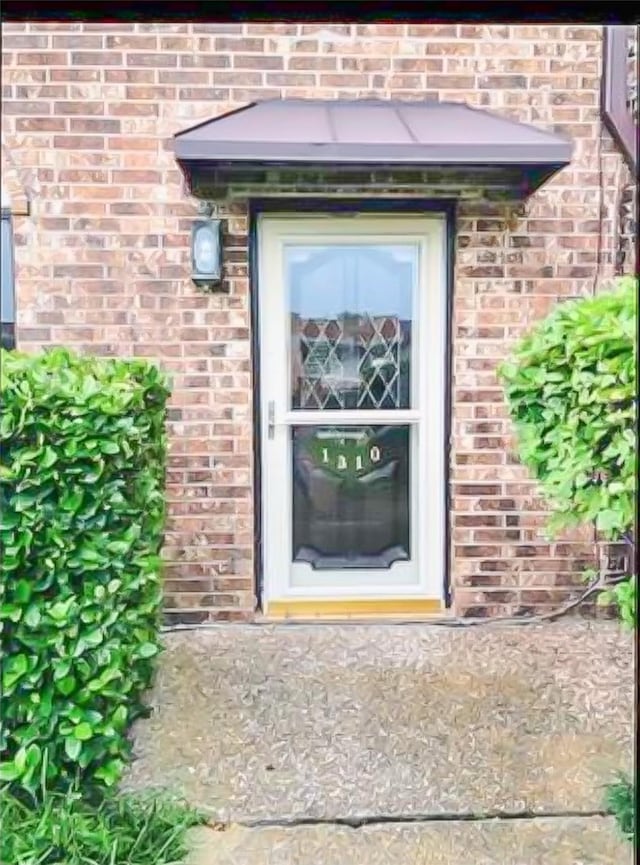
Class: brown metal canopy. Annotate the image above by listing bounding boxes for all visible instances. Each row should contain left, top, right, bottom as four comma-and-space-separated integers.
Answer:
174, 99, 572, 195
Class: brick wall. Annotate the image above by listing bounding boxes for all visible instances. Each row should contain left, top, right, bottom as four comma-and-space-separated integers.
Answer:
1, 21, 632, 621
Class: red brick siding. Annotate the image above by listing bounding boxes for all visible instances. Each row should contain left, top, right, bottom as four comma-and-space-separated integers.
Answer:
0, 22, 631, 620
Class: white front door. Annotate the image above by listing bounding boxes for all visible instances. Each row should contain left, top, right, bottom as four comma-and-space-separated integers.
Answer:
258, 214, 447, 616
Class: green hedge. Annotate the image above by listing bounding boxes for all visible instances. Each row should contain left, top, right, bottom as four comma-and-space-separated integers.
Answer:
499, 276, 637, 541
499, 278, 637, 845
0, 348, 170, 794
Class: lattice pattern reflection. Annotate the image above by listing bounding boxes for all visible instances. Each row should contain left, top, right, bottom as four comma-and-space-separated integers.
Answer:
628, 26, 638, 124
296, 314, 404, 409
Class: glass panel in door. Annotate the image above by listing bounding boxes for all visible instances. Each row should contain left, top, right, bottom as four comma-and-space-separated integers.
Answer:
292, 424, 410, 570
286, 243, 417, 579
288, 244, 415, 411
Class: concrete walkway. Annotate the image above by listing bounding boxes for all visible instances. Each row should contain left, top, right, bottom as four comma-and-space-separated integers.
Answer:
185, 817, 629, 864
125, 621, 633, 863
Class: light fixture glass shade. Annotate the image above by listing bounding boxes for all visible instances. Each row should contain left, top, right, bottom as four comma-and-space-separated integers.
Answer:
191, 218, 222, 283
1, 209, 16, 348
194, 225, 216, 271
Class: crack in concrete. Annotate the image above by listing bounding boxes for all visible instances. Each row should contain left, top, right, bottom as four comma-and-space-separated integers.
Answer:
230, 808, 610, 831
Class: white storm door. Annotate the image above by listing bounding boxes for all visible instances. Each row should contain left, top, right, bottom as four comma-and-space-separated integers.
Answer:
258, 215, 446, 604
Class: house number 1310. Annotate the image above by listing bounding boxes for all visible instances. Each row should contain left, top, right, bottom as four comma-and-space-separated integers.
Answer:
321, 445, 381, 470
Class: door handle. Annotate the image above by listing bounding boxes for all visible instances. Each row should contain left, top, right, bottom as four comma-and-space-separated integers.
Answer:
267, 400, 275, 439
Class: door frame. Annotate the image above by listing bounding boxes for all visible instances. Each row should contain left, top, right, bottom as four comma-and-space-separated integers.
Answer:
249, 198, 457, 614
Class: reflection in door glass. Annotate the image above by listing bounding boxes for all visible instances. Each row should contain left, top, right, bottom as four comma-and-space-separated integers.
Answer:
292, 425, 410, 570
287, 245, 416, 410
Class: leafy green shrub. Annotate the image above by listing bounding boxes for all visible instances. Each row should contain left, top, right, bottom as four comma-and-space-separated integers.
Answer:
0, 348, 170, 794
605, 776, 636, 844
1, 783, 204, 865
598, 573, 637, 630
499, 276, 636, 540
499, 278, 637, 846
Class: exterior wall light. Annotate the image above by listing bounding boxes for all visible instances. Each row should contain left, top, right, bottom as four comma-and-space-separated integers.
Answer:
191, 218, 224, 290
1, 200, 16, 350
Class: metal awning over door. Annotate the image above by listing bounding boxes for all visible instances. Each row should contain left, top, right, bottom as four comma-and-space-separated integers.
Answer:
174, 99, 573, 197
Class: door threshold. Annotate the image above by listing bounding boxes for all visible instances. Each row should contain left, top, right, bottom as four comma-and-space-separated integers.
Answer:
262, 597, 446, 621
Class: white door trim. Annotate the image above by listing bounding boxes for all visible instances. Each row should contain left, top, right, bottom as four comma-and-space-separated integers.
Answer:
257, 214, 447, 608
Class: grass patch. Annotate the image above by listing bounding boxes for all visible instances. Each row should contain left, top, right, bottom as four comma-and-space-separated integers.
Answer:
1, 784, 205, 865
605, 776, 636, 844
